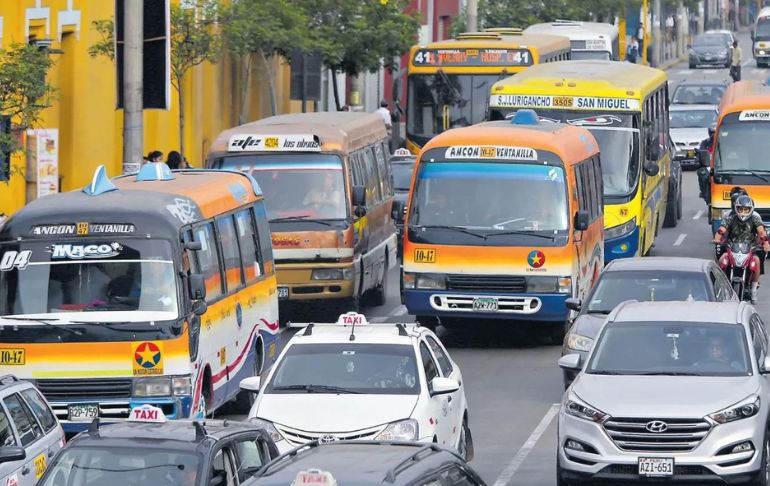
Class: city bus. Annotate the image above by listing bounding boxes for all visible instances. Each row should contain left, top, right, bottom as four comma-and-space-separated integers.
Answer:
701, 80, 770, 231
0, 163, 279, 432
207, 112, 397, 312
488, 60, 675, 262
396, 110, 603, 338
752, 7, 770, 67
523, 20, 620, 60
405, 29, 571, 153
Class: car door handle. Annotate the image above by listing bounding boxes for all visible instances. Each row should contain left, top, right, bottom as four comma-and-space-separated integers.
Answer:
22, 466, 30, 475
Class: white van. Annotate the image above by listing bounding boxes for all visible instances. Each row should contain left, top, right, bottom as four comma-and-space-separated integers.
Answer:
524, 20, 620, 60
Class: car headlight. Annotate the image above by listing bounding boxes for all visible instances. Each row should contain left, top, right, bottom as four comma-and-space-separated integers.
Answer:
710, 208, 731, 221
761, 50, 767, 55
566, 333, 594, 352
375, 419, 419, 441
564, 395, 608, 423
249, 417, 285, 442
527, 276, 572, 294
172, 376, 192, 396
311, 268, 352, 280
416, 273, 446, 290
134, 377, 172, 397
709, 396, 760, 424
605, 217, 636, 240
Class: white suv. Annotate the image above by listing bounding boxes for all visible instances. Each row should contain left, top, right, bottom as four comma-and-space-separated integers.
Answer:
0, 375, 64, 486
240, 312, 473, 460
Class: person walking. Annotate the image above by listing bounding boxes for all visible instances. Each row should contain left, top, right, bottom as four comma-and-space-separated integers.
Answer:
626, 37, 639, 63
730, 39, 742, 82
375, 100, 393, 135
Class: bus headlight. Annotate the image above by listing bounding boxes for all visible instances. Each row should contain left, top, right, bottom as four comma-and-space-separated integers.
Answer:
527, 276, 572, 293
134, 377, 172, 397
403, 272, 416, 289
172, 376, 192, 396
416, 274, 446, 290
605, 217, 636, 240
311, 268, 352, 280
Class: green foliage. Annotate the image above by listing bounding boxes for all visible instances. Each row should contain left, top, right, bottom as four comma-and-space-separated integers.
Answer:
219, 0, 308, 59
0, 43, 55, 181
170, 1, 222, 88
88, 18, 115, 61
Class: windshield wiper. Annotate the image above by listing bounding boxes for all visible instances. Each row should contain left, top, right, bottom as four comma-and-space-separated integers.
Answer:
269, 215, 332, 226
587, 309, 612, 315
588, 370, 627, 375
0, 316, 83, 336
410, 224, 487, 239
486, 230, 557, 241
638, 371, 701, 376
271, 384, 361, 394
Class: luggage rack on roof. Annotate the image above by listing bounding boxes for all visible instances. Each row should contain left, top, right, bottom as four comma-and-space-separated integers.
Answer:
288, 312, 416, 339
0, 375, 20, 386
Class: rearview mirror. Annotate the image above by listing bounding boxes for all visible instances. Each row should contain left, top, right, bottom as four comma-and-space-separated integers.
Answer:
574, 210, 589, 231
697, 149, 710, 168
240, 376, 261, 393
189, 274, 206, 301
643, 160, 660, 177
0, 446, 25, 464
558, 353, 582, 370
391, 200, 406, 222
565, 297, 582, 312
430, 377, 460, 396
352, 185, 366, 207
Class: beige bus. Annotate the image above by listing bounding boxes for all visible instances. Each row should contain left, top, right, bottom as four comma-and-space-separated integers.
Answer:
207, 112, 397, 311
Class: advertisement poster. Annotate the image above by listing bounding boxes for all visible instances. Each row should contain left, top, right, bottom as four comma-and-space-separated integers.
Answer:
33, 128, 59, 198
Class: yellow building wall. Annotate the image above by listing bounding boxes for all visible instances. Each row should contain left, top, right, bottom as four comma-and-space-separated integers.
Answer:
0, 0, 305, 217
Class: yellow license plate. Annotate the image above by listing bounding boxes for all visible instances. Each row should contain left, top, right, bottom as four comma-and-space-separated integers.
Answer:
0, 348, 25, 365
687, 149, 695, 157
414, 248, 436, 263
34, 454, 46, 479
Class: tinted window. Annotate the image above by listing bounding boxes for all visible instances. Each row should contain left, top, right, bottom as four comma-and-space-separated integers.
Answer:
420, 342, 439, 383
253, 204, 273, 264
4, 394, 42, 446
231, 437, 265, 481
235, 210, 261, 282
217, 216, 244, 291
20, 389, 56, 432
194, 223, 223, 300
426, 336, 453, 376
0, 405, 15, 446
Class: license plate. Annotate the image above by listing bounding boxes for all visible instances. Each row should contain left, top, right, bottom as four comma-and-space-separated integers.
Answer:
687, 149, 695, 157
278, 286, 289, 299
68, 404, 99, 421
472, 297, 498, 311
0, 348, 25, 365
638, 457, 674, 477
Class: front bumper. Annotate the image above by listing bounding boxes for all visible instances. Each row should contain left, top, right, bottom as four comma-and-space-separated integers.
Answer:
674, 149, 699, 168
276, 263, 355, 301
558, 410, 765, 484
604, 226, 640, 263
403, 289, 569, 322
52, 396, 195, 433
690, 54, 729, 66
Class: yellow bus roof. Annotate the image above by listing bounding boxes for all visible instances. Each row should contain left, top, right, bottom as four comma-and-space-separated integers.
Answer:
491, 60, 667, 98
719, 80, 770, 115
411, 31, 569, 53
209, 112, 387, 155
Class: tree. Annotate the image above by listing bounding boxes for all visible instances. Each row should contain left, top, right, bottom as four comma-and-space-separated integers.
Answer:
0, 44, 55, 182
89, 1, 221, 158
300, 0, 421, 110
219, 0, 309, 122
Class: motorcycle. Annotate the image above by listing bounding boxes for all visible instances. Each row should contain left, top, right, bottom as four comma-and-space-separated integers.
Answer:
717, 241, 762, 301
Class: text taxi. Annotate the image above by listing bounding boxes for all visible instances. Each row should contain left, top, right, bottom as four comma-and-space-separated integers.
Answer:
395, 110, 603, 337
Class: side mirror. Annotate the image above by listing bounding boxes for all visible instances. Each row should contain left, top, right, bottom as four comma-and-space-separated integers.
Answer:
574, 210, 589, 231
240, 376, 261, 393
352, 185, 366, 207
0, 446, 25, 464
429, 377, 460, 396
192, 299, 207, 316
644, 160, 660, 177
558, 353, 582, 370
188, 274, 206, 301
697, 149, 710, 168
355, 206, 367, 218
646, 140, 662, 162
391, 200, 406, 222
565, 297, 582, 312
183, 241, 202, 251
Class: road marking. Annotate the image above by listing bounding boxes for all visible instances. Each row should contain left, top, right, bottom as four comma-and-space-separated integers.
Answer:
493, 403, 560, 486
674, 233, 687, 246
704, 69, 717, 74
391, 306, 408, 317
743, 58, 755, 67
693, 209, 703, 220
678, 69, 693, 75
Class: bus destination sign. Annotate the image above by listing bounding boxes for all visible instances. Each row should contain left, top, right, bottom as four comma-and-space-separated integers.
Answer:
412, 48, 533, 67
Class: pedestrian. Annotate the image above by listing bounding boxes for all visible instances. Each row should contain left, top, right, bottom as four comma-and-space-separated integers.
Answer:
183, 157, 190, 169
626, 37, 639, 63
730, 39, 742, 82
375, 100, 393, 135
166, 151, 183, 170
341, 105, 350, 112
146, 150, 163, 164
637, 23, 645, 59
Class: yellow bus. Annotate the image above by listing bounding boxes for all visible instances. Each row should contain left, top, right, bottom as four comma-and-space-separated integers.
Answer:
405, 29, 571, 153
488, 60, 676, 262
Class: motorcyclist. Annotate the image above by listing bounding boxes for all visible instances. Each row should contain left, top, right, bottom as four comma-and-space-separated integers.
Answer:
698, 123, 716, 154
713, 195, 770, 304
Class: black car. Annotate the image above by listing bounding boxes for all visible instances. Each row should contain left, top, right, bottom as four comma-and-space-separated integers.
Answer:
245, 441, 486, 486
389, 152, 416, 257
37, 406, 280, 486
688, 33, 732, 68
560, 257, 738, 388
670, 79, 729, 105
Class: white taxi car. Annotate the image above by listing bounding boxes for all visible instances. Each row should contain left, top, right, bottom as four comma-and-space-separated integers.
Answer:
240, 312, 473, 460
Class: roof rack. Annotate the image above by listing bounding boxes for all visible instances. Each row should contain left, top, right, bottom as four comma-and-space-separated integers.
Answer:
193, 421, 207, 441
483, 27, 523, 35
0, 375, 19, 386
456, 32, 502, 41
384, 443, 443, 483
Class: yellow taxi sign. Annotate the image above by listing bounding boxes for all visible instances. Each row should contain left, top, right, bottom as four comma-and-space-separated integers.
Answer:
293, 469, 338, 486
337, 312, 368, 326
128, 404, 167, 423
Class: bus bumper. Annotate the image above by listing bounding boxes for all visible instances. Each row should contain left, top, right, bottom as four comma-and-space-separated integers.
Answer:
276, 264, 355, 301
403, 290, 569, 322
52, 396, 194, 434
604, 226, 640, 263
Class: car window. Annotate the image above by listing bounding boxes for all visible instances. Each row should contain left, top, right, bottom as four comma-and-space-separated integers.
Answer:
231, 437, 266, 481
20, 388, 57, 432
0, 405, 15, 447
420, 342, 439, 384
715, 269, 735, 301
211, 449, 236, 486
414, 466, 482, 486
751, 315, 768, 367
4, 393, 42, 446
425, 336, 453, 376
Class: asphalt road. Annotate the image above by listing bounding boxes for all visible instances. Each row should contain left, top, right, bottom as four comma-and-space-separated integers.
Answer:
227, 29, 770, 486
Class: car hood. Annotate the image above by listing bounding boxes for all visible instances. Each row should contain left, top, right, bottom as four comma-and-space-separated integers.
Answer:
571, 313, 609, 340
671, 127, 708, 145
692, 45, 727, 54
573, 374, 758, 417
256, 394, 419, 432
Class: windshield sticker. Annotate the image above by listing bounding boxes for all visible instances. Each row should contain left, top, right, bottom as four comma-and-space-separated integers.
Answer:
49, 243, 123, 260
30, 223, 136, 236
444, 145, 537, 160
490, 94, 640, 111
668, 333, 680, 360
228, 134, 321, 152
133, 341, 164, 376
739, 110, 770, 121
166, 197, 198, 224
0, 250, 32, 271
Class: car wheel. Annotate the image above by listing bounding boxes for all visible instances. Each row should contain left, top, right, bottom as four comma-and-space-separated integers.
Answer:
457, 417, 474, 461
689, 61, 696, 69
750, 431, 770, 486
416, 315, 438, 331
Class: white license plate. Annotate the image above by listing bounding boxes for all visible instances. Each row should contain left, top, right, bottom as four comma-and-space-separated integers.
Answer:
277, 286, 289, 299
68, 404, 99, 421
638, 457, 674, 477
472, 297, 498, 311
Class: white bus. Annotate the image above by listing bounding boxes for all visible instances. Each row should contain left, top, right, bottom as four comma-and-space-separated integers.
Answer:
523, 20, 620, 61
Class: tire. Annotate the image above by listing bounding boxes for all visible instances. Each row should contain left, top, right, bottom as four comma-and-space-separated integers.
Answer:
368, 254, 388, 307
733, 281, 744, 301
232, 344, 261, 413
663, 185, 678, 228
689, 62, 696, 69
677, 182, 683, 220
457, 417, 474, 461
547, 321, 567, 345
750, 432, 770, 486
416, 315, 438, 331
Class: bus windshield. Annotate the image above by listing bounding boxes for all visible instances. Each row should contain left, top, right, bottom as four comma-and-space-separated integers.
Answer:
409, 161, 569, 245
715, 120, 770, 176
407, 73, 499, 147
0, 239, 178, 320
758, 18, 770, 39
215, 154, 347, 220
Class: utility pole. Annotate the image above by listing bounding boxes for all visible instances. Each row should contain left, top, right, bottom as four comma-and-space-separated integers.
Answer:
653, 0, 662, 66
642, 0, 649, 64
467, 0, 479, 32
123, 0, 143, 174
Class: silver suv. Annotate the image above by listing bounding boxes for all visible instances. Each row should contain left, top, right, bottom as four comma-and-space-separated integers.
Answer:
0, 375, 64, 485
558, 301, 770, 485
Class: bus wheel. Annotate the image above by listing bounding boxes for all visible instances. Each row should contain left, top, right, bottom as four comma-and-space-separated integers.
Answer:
368, 254, 389, 307
233, 343, 262, 413
663, 197, 678, 228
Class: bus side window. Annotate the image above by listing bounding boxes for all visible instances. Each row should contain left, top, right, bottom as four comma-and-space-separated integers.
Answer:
194, 223, 224, 301
574, 162, 586, 214
235, 209, 262, 282
217, 215, 245, 292
374, 142, 392, 197
183, 230, 200, 274
363, 147, 382, 205
593, 157, 604, 214
252, 204, 272, 266
586, 158, 598, 221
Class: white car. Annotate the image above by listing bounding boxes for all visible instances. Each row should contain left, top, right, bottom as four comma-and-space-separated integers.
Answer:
669, 104, 718, 169
240, 312, 473, 460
